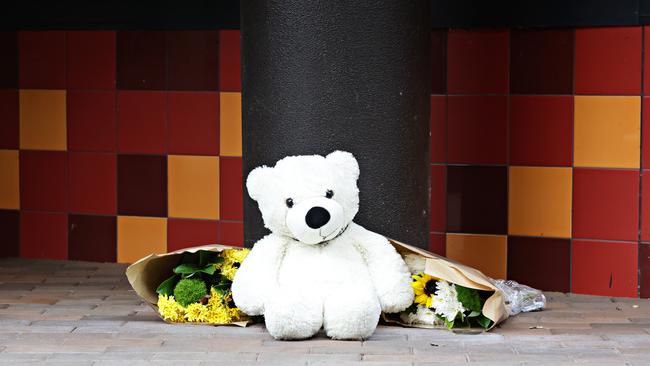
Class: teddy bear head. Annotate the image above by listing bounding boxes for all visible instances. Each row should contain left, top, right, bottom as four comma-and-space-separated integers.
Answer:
246, 151, 360, 245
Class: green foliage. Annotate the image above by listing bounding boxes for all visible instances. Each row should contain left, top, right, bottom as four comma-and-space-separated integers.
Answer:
156, 274, 179, 296
173, 278, 208, 306
455, 285, 482, 312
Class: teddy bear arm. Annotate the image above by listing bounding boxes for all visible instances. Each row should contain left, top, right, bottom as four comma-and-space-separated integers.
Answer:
231, 234, 286, 316
353, 230, 414, 313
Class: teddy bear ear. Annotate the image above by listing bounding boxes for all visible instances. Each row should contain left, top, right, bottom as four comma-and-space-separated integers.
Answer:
246, 166, 275, 202
326, 150, 360, 181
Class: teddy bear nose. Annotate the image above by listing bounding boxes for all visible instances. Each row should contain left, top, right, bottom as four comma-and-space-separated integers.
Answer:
305, 206, 330, 229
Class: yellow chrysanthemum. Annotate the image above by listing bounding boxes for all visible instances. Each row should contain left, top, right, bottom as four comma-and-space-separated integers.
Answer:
221, 248, 250, 263
412, 272, 438, 308
157, 294, 186, 323
217, 248, 249, 280
184, 302, 209, 322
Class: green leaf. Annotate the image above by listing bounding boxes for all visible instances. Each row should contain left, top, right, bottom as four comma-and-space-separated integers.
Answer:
174, 263, 216, 276
199, 251, 210, 267
476, 314, 492, 329
467, 310, 481, 318
210, 256, 224, 265
456, 285, 482, 312
404, 303, 418, 315
156, 274, 179, 296
444, 318, 455, 330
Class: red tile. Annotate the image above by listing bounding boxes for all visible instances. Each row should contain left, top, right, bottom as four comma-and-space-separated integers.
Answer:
429, 232, 445, 256
644, 97, 650, 169
67, 31, 116, 90
20, 211, 67, 260
575, 27, 642, 95
431, 30, 447, 94
447, 96, 507, 165
20, 151, 67, 212
510, 96, 573, 166
643, 171, 650, 242
167, 31, 219, 91
68, 214, 116, 262
168, 92, 219, 155
220, 157, 243, 221
572, 240, 637, 297
573, 169, 639, 241
0, 31, 17, 88
67, 90, 116, 152
117, 154, 167, 217
0, 210, 19, 257
68, 153, 116, 215
430, 165, 445, 232
508, 237, 570, 293
220, 221, 243, 247
116, 31, 166, 90
641, 245, 650, 298
430, 95, 446, 163
18, 31, 66, 89
0, 90, 19, 149
168, 218, 219, 252
447, 29, 508, 94
645, 27, 650, 93
219, 30, 241, 92
117, 91, 166, 154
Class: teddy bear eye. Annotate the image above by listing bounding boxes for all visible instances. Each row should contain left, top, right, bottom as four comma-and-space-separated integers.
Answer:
325, 190, 334, 199
285, 198, 294, 208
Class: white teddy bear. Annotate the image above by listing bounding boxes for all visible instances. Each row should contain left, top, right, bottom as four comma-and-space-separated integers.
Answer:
232, 151, 414, 340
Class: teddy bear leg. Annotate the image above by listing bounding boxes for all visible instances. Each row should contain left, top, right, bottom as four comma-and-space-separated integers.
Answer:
264, 287, 323, 340
323, 285, 381, 340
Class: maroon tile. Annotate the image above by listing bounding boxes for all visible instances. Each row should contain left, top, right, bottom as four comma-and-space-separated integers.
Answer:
641, 244, 650, 298
67, 31, 116, 90
0, 31, 17, 88
168, 91, 219, 155
117, 154, 167, 217
642, 171, 650, 242
168, 31, 219, 90
168, 218, 219, 252
572, 240, 638, 297
18, 31, 66, 89
21, 211, 67, 260
573, 169, 639, 241
67, 90, 116, 152
0, 90, 19, 149
220, 157, 243, 221
431, 29, 447, 94
116, 31, 166, 90
644, 27, 650, 93
68, 153, 117, 215
219, 30, 240, 92
220, 221, 243, 247
429, 233, 445, 257
510, 29, 574, 94
447, 96, 508, 165
430, 95, 446, 164
0, 210, 19, 257
430, 165, 446, 232
68, 214, 116, 262
575, 27, 642, 95
117, 91, 166, 154
446, 166, 507, 235
507, 236, 570, 293
20, 151, 67, 212
447, 29, 509, 94
510, 96, 573, 166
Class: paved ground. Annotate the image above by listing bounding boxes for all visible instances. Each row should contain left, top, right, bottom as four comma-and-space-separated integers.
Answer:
0, 258, 649, 366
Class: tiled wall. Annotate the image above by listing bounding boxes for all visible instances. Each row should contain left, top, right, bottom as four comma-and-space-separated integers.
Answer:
0, 30, 244, 264
430, 27, 650, 298
1, 27, 650, 298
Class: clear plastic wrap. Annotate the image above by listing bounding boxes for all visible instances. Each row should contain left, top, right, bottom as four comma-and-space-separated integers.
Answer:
490, 279, 546, 316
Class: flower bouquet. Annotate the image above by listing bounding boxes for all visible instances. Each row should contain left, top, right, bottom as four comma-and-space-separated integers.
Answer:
126, 245, 252, 326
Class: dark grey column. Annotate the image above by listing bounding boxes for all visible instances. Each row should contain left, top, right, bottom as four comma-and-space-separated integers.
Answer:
241, 0, 431, 248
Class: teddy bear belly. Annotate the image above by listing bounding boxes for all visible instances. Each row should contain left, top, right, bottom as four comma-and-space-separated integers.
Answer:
276, 242, 375, 299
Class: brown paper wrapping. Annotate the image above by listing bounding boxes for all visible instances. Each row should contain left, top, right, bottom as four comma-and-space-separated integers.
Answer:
126, 240, 508, 330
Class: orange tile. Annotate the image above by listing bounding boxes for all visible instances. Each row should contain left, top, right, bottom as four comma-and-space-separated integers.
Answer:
508, 166, 572, 238
574, 96, 640, 168
0, 150, 19, 209
19, 90, 67, 150
445, 233, 507, 279
220, 92, 242, 157
117, 216, 167, 263
168, 155, 219, 219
